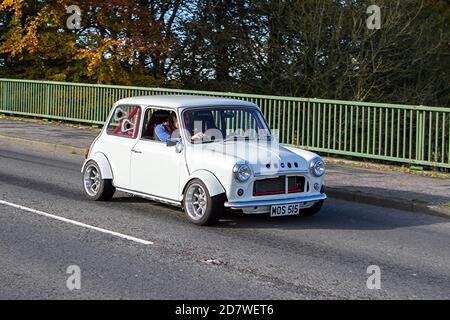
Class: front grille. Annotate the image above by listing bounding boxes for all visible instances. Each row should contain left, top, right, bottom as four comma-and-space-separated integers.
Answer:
253, 176, 285, 196
253, 176, 306, 196
288, 176, 306, 194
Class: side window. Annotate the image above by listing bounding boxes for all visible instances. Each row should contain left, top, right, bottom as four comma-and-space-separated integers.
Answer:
141, 107, 171, 141
107, 105, 141, 139
141, 108, 156, 140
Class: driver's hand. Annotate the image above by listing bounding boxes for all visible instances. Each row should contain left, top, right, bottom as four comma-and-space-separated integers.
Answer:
191, 132, 205, 141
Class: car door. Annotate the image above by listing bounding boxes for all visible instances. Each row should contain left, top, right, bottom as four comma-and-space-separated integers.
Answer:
130, 107, 184, 201
101, 104, 142, 189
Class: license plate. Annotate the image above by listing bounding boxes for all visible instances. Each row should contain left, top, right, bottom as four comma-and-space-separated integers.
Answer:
270, 203, 302, 217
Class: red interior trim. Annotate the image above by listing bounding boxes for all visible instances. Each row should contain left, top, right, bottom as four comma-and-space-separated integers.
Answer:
253, 190, 285, 196
112, 107, 140, 135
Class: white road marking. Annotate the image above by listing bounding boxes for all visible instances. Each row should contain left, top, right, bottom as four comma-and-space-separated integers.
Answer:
0, 199, 154, 245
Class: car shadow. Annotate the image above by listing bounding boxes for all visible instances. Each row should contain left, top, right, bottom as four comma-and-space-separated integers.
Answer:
216, 199, 446, 231
110, 196, 149, 204
109, 194, 446, 232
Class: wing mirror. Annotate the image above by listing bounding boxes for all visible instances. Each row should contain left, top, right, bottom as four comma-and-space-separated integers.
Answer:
166, 139, 178, 147
167, 138, 184, 153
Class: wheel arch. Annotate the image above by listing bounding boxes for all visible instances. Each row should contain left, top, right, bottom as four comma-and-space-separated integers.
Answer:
82, 152, 114, 180
182, 170, 226, 200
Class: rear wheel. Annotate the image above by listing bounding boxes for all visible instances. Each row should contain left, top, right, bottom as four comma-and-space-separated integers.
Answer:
82, 161, 115, 201
183, 179, 225, 226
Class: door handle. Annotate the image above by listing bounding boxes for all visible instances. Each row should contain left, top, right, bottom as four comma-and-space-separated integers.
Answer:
132, 149, 142, 154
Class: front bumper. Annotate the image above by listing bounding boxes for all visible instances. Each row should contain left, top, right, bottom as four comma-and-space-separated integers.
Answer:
224, 193, 327, 209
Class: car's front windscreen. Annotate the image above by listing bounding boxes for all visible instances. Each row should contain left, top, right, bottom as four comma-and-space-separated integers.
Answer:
182, 107, 271, 143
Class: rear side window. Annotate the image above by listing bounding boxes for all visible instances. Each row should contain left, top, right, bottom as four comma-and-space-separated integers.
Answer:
106, 105, 141, 139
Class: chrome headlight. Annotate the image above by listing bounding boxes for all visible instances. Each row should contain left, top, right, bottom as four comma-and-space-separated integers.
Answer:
233, 163, 252, 182
310, 158, 326, 177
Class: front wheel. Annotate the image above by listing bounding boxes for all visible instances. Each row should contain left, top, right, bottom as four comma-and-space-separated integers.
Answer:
183, 179, 225, 226
82, 161, 115, 201
302, 200, 324, 216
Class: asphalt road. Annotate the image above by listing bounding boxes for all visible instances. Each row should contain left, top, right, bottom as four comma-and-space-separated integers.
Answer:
0, 141, 449, 300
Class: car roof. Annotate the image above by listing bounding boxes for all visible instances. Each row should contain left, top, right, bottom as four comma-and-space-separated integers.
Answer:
114, 95, 258, 109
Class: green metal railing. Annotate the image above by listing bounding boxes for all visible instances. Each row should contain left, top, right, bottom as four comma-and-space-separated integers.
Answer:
1, 78, 449, 168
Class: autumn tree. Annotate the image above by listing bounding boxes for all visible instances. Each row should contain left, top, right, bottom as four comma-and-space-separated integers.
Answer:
0, 0, 184, 86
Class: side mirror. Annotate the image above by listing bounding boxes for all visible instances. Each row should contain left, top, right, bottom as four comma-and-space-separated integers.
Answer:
175, 141, 184, 153
166, 139, 177, 147
167, 138, 183, 153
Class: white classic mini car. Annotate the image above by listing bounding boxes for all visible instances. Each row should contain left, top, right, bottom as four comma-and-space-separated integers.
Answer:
82, 95, 326, 225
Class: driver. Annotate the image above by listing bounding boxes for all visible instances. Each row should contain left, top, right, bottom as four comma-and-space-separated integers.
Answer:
155, 112, 203, 142
155, 112, 179, 142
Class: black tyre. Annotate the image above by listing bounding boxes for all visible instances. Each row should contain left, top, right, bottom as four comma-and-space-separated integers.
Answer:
82, 160, 115, 201
302, 200, 324, 216
183, 179, 225, 226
